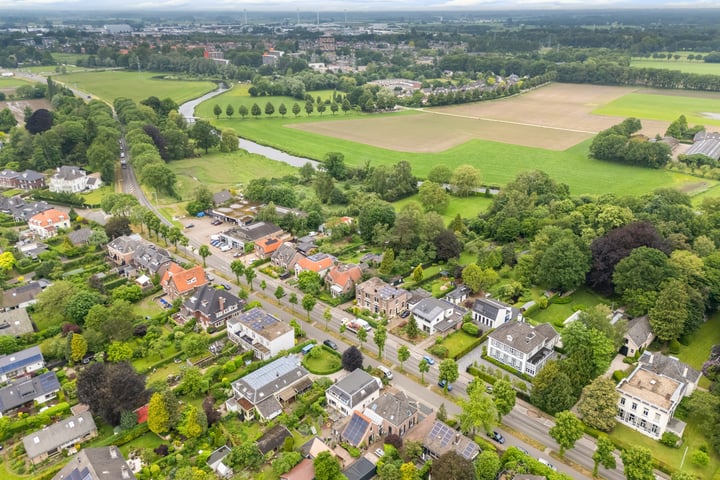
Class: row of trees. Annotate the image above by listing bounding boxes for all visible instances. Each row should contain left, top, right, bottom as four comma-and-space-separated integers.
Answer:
213, 97, 352, 120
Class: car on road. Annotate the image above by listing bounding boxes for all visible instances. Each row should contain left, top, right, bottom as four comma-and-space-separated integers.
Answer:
538, 458, 556, 471
399, 310, 411, 318
222, 283, 231, 291
438, 379, 453, 391
279, 271, 292, 280
487, 431, 505, 444
422, 355, 435, 365
375, 448, 385, 458
323, 339, 338, 350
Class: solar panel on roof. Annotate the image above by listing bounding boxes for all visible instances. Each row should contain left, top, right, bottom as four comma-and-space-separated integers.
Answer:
343, 414, 370, 447
461, 442, 479, 460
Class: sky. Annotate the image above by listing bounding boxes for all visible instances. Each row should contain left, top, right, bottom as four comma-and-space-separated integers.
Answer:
1, 0, 720, 12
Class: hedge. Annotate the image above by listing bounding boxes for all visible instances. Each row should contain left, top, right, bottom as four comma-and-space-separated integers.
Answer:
15, 261, 41, 274
467, 365, 498, 385
104, 277, 129, 291
34, 464, 64, 480
481, 354, 533, 382
452, 329, 493, 361
136, 351, 183, 375
98, 422, 149, 447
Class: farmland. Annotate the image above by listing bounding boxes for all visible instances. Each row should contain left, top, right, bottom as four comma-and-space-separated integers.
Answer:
630, 57, 720, 76
54, 70, 216, 103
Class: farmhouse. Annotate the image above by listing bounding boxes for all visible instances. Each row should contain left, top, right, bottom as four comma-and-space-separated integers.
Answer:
326, 369, 382, 417
226, 307, 294, 360
616, 352, 700, 439
687, 131, 720, 161
23, 411, 98, 464
486, 321, 559, 377
51, 446, 135, 480
355, 277, 410, 319
28, 208, 71, 239
229, 355, 311, 422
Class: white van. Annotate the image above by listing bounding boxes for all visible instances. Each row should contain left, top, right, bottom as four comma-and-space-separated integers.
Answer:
210, 234, 221, 241
378, 365, 393, 380
220, 245, 231, 252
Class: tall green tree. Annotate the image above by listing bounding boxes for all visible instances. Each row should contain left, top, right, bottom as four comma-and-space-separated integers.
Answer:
621, 446, 655, 480
592, 435, 617, 477
577, 377, 620, 432
357, 327, 367, 350
419, 358, 429, 384
649, 279, 689, 342
450, 164, 481, 197
190, 120, 220, 153
458, 380, 497, 436
198, 244, 210, 267
313, 451, 346, 480
398, 345, 410, 372
549, 410, 584, 458
374, 325, 387, 359
213, 104, 222, 119
244, 268, 256, 290
438, 359, 459, 393
531, 360, 576, 415
302, 294, 316, 321
475, 450, 501, 480
492, 379, 516, 421
230, 260, 245, 284
147, 392, 171, 434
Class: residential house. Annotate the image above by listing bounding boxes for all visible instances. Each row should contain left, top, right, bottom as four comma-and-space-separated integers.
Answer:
0, 372, 60, 416
257, 425, 293, 455
271, 243, 300, 271
616, 352, 700, 439
343, 457, 377, 480
0, 170, 17, 188
49, 166, 101, 193
299, 437, 333, 459
160, 263, 208, 301
226, 307, 294, 360
355, 277, 410, 319
1, 281, 44, 311
471, 297, 518, 329
294, 252, 336, 278
340, 410, 380, 448
621, 315, 655, 357
132, 243, 173, 277
444, 285, 472, 306
28, 208, 71, 239
229, 355, 311, 422
107, 234, 142, 267
281, 458, 315, 480
23, 411, 98, 464
67, 227, 93, 246
51, 446, 135, 480
255, 237, 283, 259
0, 195, 50, 222
0, 345, 45, 383
423, 419, 480, 461
16, 240, 48, 259
406, 288, 432, 310
326, 369, 382, 417
181, 284, 245, 330
296, 236, 317, 256
411, 297, 466, 335
207, 445, 233, 479
325, 264, 363, 298
0, 308, 34, 337
486, 321, 559, 377
363, 391, 418, 437
0, 169, 45, 190
220, 222, 284, 252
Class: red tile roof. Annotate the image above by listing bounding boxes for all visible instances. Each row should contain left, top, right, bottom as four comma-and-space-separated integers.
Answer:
161, 263, 208, 295
296, 255, 334, 273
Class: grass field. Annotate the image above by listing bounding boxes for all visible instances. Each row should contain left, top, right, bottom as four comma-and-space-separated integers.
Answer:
526, 288, 610, 328
197, 83, 341, 115
593, 89, 720, 127
55, 71, 217, 104
441, 330, 479, 359
0, 76, 33, 89
677, 312, 720, 370
393, 194, 493, 224
631, 57, 720, 76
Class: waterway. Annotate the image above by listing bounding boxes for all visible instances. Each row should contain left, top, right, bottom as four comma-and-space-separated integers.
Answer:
179, 84, 319, 168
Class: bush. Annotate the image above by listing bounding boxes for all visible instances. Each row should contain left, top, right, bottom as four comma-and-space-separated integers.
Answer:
428, 345, 449, 359
691, 450, 709, 466
668, 339, 681, 355
462, 322, 480, 337
660, 431, 680, 448
612, 370, 627, 383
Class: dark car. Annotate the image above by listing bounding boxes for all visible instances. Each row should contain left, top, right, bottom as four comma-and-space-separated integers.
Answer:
400, 310, 411, 318
279, 271, 292, 280
323, 339, 338, 350
488, 431, 505, 444
222, 283, 231, 291
438, 379, 453, 391
211, 219, 222, 225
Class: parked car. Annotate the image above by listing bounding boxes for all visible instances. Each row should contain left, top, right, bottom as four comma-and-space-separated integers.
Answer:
375, 448, 385, 458
400, 310, 411, 318
233, 252, 242, 258
279, 271, 292, 280
486, 385, 494, 394
323, 339, 338, 350
222, 283, 231, 291
487, 431, 505, 444
422, 355, 435, 365
220, 245, 231, 252
517, 447, 529, 455
538, 458, 556, 471
211, 219, 222, 225
438, 379, 453, 391
185, 223, 194, 229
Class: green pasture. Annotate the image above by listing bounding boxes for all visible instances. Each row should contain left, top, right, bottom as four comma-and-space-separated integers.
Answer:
592, 90, 720, 127
52, 53, 91, 66
630, 57, 720, 76
525, 287, 609, 328
55, 71, 216, 104
0, 76, 33, 88
393, 194, 492, 225
167, 150, 298, 200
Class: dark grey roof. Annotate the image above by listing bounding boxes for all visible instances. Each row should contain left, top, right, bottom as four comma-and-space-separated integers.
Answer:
424, 420, 479, 461
224, 222, 282, 242
357, 278, 409, 301
488, 321, 558, 355
626, 315, 653, 346
0, 195, 50, 221
132, 244, 172, 274
207, 445, 231, 469
23, 411, 97, 460
184, 284, 244, 321
51, 446, 135, 480
232, 355, 309, 405
107, 235, 142, 254
687, 132, 720, 160
0, 372, 59, 412
18, 170, 44, 182
213, 190, 233, 205
342, 411, 372, 447
445, 285, 471, 301
343, 457, 376, 480
255, 395, 283, 420
0, 308, 34, 336
327, 369, 381, 408
257, 424, 292, 454
0, 345, 43, 375
412, 297, 451, 321
366, 391, 417, 427
271, 243, 298, 267
54, 165, 86, 181
67, 227, 93, 246
639, 352, 701, 384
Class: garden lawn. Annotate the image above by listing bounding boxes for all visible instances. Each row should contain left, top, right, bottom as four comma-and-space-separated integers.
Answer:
677, 311, 720, 370
609, 423, 719, 479
593, 90, 720, 127
0, 76, 33, 88
133, 296, 165, 319
168, 150, 298, 199
302, 349, 342, 375
81, 185, 112, 205
55, 71, 216, 104
525, 287, 609, 328
119, 431, 164, 457
441, 330, 479, 359
393, 194, 492, 224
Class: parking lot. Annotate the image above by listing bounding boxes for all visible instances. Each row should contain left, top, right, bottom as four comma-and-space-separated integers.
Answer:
180, 215, 258, 266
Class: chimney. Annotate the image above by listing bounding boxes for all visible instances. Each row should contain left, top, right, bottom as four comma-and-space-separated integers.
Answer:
121, 465, 130, 479
219, 296, 226, 312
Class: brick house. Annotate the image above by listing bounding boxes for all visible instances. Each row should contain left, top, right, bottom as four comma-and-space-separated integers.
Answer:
160, 263, 208, 301
355, 277, 410, 319
324, 264, 362, 297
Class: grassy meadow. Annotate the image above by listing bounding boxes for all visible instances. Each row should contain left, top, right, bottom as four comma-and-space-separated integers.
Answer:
592, 90, 720, 126
393, 194, 493, 223
55, 70, 216, 103
630, 57, 720, 76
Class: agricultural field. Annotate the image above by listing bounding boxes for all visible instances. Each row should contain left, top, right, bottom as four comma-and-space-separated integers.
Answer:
631, 57, 720, 76
202, 83, 712, 197
55, 70, 217, 103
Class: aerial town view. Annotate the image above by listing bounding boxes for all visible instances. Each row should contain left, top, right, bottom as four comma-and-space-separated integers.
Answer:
1, 2, 720, 480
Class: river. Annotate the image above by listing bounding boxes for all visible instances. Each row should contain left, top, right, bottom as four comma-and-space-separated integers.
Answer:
179, 84, 319, 168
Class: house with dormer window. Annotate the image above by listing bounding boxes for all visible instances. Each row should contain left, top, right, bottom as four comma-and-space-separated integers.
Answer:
160, 262, 208, 301
179, 284, 245, 330
486, 321, 559, 377
23, 411, 97, 464
326, 369, 382, 417
27, 208, 70, 239
471, 296, 518, 329
49, 166, 101, 193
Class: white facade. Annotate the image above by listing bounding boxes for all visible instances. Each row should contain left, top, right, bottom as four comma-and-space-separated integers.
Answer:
226, 308, 294, 360
472, 297, 515, 329
486, 322, 558, 377
325, 370, 382, 417
411, 298, 456, 335
48, 166, 101, 193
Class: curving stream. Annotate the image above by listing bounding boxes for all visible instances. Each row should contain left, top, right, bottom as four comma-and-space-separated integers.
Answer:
180, 84, 319, 168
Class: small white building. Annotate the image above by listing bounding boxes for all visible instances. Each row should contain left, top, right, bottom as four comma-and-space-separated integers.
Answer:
226, 307, 294, 360
471, 297, 517, 329
326, 369, 382, 417
616, 352, 700, 439
486, 321, 559, 377
410, 297, 464, 335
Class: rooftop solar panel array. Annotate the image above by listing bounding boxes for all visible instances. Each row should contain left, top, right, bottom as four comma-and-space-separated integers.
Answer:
343, 413, 370, 447
429, 421, 455, 448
